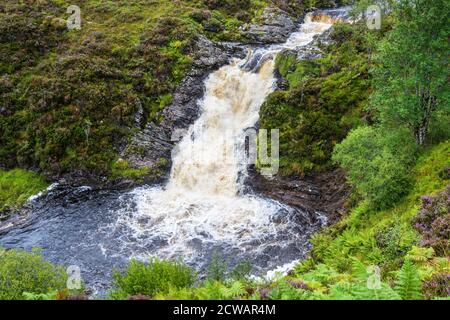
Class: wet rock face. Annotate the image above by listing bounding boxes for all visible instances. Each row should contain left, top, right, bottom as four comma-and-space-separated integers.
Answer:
246, 167, 350, 226
241, 7, 297, 44
122, 36, 243, 176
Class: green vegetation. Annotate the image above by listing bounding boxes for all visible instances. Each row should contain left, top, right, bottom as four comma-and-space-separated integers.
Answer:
260, 21, 381, 176
110, 158, 151, 181
295, 141, 449, 295
0, 0, 448, 301
332, 126, 418, 209
0, 0, 302, 181
110, 258, 196, 299
0, 1, 197, 179
0, 248, 67, 300
114, 142, 449, 300
256, 0, 449, 300
0, 0, 348, 181
3, 142, 448, 301
0, 169, 48, 212
370, 0, 450, 145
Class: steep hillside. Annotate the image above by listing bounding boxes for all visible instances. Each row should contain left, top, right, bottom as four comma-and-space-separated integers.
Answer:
0, 0, 342, 183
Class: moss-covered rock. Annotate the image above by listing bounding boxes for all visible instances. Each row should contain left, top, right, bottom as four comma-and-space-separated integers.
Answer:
259, 21, 387, 177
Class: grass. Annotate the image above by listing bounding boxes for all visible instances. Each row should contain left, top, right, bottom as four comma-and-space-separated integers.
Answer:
110, 159, 150, 180
0, 169, 49, 212
1, 142, 447, 300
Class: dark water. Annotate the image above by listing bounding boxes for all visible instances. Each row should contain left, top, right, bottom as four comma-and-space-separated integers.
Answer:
0, 185, 324, 295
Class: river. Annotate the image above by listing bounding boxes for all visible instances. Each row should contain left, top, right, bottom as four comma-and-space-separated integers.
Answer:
0, 9, 348, 295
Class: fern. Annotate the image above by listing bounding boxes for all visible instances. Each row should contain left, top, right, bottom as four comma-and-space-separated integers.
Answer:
350, 283, 401, 300
219, 281, 246, 299
395, 259, 423, 300
351, 258, 369, 281
406, 246, 434, 263
23, 290, 58, 300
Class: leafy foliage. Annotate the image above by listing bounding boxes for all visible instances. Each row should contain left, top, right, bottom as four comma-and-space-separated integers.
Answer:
259, 22, 377, 176
110, 258, 196, 299
395, 259, 423, 300
370, 0, 450, 145
332, 126, 418, 209
0, 248, 67, 300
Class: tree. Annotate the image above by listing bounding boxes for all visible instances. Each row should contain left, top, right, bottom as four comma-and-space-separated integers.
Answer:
370, 0, 450, 145
332, 126, 418, 209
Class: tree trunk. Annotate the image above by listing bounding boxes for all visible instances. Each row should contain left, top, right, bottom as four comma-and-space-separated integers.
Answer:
413, 112, 431, 145
414, 123, 427, 145
414, 87, 436, 145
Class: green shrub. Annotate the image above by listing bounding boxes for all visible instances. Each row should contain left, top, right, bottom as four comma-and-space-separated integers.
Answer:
412, 187, 450, 256
110, 258, 196, 299
203, 0, 251, 13
0, 248, 67, 300
332, 126, 418, 209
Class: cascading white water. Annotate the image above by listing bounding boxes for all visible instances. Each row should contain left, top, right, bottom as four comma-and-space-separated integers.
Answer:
0, 10, 354, 295
112, 13, 336, 266
168, 60, 275, 196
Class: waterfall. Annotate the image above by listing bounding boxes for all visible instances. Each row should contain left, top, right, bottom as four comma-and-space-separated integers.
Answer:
0, 10, 350, 293
168, 60, 275, 196
112, 13, 336, 265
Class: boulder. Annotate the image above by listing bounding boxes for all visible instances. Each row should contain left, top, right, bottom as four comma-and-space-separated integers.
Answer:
240, 7, 297, 44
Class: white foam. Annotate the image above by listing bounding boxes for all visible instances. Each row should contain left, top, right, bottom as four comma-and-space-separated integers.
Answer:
110, 14, 334, 264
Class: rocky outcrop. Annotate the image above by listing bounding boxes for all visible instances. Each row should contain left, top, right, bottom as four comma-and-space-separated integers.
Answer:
247, 167, 350, 225
279, 26, 335, 63
121, 36, 244, 178
240, 7, 297, 44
